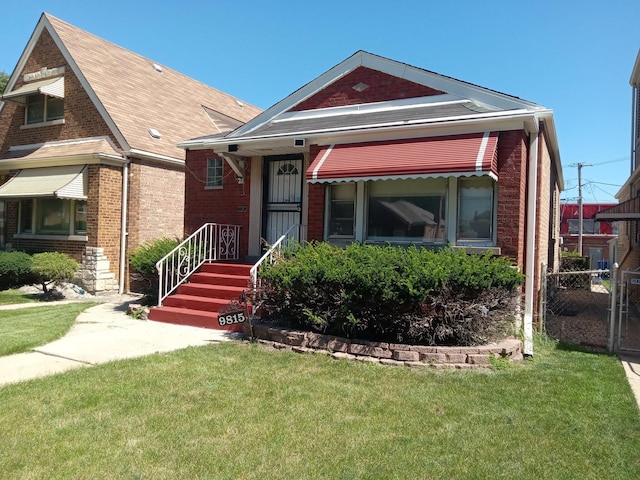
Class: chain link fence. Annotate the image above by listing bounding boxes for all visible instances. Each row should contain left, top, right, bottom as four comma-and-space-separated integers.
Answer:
542, 269, 610, 350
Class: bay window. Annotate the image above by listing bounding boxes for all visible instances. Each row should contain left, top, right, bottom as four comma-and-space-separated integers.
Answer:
324, 176, 497, 247
367, 178, 447, 243
19, 198, 87, 237
457, 177, 494, 242
328, 183, 355, 238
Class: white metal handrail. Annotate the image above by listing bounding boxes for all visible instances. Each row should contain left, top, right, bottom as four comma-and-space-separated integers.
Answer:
156, 223, 241, 306
250, 224, 300, 317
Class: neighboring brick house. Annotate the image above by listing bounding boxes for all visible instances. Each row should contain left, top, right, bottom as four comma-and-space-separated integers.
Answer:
596, 50, 640, 274
0, 13, 260, 293
560, 202, 617, 268
179, 51, 564, 354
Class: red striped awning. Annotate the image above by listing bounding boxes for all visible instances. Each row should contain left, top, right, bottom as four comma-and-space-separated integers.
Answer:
307, 132, 498, 183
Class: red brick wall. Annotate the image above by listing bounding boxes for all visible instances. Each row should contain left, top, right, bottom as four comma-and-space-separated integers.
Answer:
307, 145, 326, 241
290, 66, 444, 111
496, 130, 528, 267
0, 28, 119, 154
184, 149, 251, 258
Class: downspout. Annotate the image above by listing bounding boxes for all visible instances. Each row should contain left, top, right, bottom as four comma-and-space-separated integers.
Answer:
119, 160, 129, 294
523, 117, 540, 356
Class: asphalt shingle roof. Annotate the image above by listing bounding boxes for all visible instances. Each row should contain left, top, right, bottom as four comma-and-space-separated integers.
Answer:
45, 14, 261, 160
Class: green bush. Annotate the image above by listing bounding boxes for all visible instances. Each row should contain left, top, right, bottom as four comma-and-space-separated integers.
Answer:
129, 237, 180, 301
560, 253, 591, 289
258, 243, 524, 346
31, 252, 79, 294
0, 251, 34, 290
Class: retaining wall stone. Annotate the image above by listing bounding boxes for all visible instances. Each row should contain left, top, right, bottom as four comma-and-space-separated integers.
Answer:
244, 321, 523, 369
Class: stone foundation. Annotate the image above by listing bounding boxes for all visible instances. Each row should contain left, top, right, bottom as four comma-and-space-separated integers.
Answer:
244, 321, 523, 368
75, 246, 118, 294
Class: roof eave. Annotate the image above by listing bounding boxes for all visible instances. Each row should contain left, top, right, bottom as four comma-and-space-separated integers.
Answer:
180, 110, 538, 152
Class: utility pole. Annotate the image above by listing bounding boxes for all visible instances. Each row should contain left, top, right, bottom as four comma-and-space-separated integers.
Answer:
571, 162, 592, 256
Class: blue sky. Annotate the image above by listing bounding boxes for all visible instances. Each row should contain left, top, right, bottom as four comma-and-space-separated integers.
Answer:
0, 0, 636, 203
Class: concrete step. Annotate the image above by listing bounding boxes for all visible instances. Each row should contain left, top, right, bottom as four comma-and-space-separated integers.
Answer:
148, 306, 245, 332
177, 283, 247, 300
189, 271, 251, 288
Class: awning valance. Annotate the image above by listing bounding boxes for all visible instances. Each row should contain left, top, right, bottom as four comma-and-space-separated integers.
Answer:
2, 77, 65, 104
307, 132, 498, 183
594, 198, 640, 220
0, 165, 87, 200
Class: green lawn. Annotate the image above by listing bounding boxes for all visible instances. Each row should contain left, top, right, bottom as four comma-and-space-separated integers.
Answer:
0, 335, 638, 479
0, 289, 40, 305
0, 303, 95, 356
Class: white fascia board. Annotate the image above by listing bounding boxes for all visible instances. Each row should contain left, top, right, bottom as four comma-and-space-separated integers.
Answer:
631, 49, 640, 85
126, 148, 185, 166
200, 109, 535, 147
273, 95, 467, 123
185, 111, 536, 156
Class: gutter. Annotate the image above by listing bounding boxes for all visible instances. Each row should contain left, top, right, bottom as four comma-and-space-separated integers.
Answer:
126, 148, 185, 167
119, 160, 130, 294
523, 117, 540, 356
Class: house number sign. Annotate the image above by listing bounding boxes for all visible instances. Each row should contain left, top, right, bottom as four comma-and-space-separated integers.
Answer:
218, 311, 246, 327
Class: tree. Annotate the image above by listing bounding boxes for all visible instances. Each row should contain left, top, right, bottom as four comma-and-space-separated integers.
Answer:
0, 71, 9, 95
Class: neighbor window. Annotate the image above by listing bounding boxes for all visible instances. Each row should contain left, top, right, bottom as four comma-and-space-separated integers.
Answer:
328, 183, 355, 237
25, 94, 64, 125
366, 178, 447, 242
567, 219, 600, 235
206, 158, 223, 188
19, 198, 87, 236
457, 177, 494, 242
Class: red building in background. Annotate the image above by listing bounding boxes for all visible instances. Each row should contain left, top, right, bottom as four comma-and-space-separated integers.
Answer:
560, 202, 618, 269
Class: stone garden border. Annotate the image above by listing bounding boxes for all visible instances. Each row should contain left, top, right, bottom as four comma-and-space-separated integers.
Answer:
244, 321, 523, 369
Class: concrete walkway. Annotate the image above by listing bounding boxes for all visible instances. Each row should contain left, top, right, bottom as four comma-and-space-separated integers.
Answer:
0, 297, 238, 386
620, 354, 640, 412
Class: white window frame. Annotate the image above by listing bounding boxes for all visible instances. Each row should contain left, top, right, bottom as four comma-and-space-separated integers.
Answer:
24, 93, 64, 125
205, 157, 224, 189
16, 198, 88, 241
323, 176, 497, 248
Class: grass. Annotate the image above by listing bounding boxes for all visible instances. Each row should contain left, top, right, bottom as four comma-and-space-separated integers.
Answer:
0, 303, 95, 356
0, 334, 639, 479
0, 288, 40, 305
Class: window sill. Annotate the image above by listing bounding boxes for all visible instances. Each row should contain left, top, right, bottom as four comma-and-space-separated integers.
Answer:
204, 186, 223, 190
452, 245, 501, 255
20, 119, 65, 130
14, 233, 88, 241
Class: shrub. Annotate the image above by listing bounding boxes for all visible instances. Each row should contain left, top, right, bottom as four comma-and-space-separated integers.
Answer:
258, 243, 524, 346
560, 252, 591, 289
129, 237, 180, 302
0, 251, 34, 290
31, 252, 79, 294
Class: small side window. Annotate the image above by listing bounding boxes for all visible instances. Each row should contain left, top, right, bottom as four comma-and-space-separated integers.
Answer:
206, 158, 223, 188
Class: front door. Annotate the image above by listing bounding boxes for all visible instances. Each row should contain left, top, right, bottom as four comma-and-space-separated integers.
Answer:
263, 155, 303, 246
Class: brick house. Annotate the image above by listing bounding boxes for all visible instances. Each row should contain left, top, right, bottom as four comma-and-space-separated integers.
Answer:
560, 202, 617, 268
178, 51, 564, 354
596, 50, 640, 273
0, 13, 260, 293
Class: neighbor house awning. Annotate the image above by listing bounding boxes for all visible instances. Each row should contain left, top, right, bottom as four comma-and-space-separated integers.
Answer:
1, 77, 65, 104
307, 131, 498, 183
594, 198, 640, 220
0, 165, 87, 200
